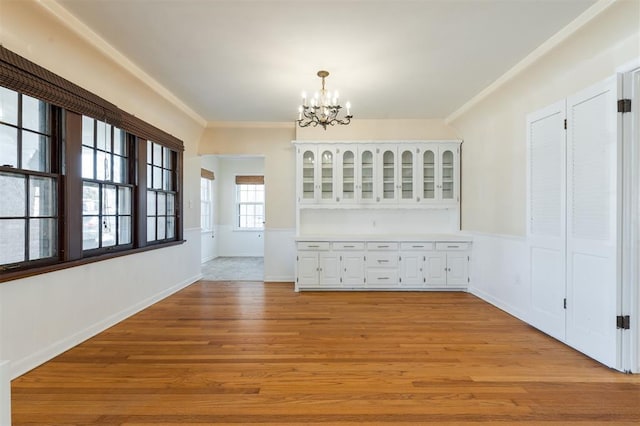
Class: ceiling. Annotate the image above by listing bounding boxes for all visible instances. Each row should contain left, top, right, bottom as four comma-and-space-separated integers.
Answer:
57, 0, 597, 123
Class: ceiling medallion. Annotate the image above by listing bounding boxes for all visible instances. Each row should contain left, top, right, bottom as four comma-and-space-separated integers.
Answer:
297, 70, 352, 130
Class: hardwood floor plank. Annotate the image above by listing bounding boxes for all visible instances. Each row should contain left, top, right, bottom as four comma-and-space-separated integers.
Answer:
11, 282, 640, 424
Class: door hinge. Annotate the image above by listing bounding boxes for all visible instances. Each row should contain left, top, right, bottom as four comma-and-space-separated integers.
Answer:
563, 298, 567, 309
296, 277, 298, 283
467, 256, 470, 261
563, 119, 567, 129
340, 277, 342, 283
296, 256, 299, 261
467, 277, 470, 283
617, 315, 630, 330
399, 277, 402, 283
618, 99, 631, 113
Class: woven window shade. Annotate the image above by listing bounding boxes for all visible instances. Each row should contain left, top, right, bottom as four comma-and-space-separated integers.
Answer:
235, 175, 264, 184
201, 169, 215, 180
0, 45, 183, 151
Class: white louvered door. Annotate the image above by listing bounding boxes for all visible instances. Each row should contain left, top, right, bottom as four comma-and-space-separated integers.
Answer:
527, 76, 621, 369
527, 101, 567, 341
566, 77, 619, 368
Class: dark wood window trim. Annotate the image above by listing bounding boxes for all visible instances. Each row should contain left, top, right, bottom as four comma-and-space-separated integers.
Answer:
0, 46, 186, 283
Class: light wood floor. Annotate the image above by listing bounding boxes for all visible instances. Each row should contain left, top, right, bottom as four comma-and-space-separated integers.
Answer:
12, 282, 640, 425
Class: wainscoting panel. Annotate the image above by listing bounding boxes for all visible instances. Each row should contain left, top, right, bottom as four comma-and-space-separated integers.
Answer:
468, 232, 530, 324
264, 228, 296, 282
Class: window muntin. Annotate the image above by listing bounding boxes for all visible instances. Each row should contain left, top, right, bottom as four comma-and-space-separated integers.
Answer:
0, 87, 58, 268
236, 183, 264, 230
81, 116, 132, 251
147, 141, 176, 242
0, 46, 185, 281
0, 87, 51, 172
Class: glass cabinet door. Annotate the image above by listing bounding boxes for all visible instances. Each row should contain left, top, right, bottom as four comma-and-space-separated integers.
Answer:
320, 149, 333, 200
360, 149, 374, 201
382, 149, 395, 200
302, 149, 315, 201
342, 150, 355, 201
441, 149, 454, 200
400, 149, 413, 200
423, 149, 435, 200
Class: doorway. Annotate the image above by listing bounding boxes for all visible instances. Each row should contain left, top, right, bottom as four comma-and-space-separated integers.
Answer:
200, 155, 265, 281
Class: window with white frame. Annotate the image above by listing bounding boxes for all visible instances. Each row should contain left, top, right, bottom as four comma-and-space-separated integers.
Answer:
200, 170, 214, 232
235, 175, 264, 230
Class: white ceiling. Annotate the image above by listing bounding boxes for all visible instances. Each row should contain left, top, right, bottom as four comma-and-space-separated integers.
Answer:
57, 0, 597, 123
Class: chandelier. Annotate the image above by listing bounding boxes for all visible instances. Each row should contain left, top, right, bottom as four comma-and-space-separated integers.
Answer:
297, 70, 352, 130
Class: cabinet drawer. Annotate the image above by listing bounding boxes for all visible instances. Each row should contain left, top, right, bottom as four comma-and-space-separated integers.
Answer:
367, 242, 399, 250
297, 242, 330, 250
333, 242, 365, 251
366, 269, 399, 287
435, 242, 470, 251
400, 242, 434, 250
366, 252, 398, 268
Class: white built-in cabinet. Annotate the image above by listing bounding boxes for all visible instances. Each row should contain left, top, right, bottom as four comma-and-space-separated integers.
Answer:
296, 141, 460, 206
294, 140, 469, 292
296, 240, 469, 290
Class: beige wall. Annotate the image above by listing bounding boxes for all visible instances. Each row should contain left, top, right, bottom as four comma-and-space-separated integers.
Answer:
199, 119, 461, 229
199, 125, 296, 229
296, 118, 460, 140
450, 0, 640, 236
0, 0, 206, 228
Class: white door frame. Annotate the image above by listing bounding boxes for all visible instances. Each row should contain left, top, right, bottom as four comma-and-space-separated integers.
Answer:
619, 62, 640, 373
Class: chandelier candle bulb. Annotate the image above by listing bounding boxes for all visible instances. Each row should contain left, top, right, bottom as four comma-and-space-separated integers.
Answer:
296, 70, 353, 130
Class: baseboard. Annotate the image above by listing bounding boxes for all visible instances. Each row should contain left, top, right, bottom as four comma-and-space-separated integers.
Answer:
264, 276, 295, 283
10, 273, 202, 380
201, 255, 216, 263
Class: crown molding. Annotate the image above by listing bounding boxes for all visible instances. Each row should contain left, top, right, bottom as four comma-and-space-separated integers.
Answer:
206, 121, 296, 129
37, 0, 207, 128
445, 0, 617, 124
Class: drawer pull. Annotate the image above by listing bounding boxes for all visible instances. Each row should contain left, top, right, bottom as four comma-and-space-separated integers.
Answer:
344, 245, 355, 248
377, 245, 389, 248
447, 245, 459, 248
308, 245, 320, 248
377, 259, 389, 263
412, 245, 424, 248
378, 277, 390, 280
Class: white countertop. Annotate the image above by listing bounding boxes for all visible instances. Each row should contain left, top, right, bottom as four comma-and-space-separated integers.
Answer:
295, 233, 472, 242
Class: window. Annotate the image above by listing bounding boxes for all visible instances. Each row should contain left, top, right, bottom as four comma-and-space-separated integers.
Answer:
0, 45, 184, 281
235, 176, 264, 230
200, 173, 213, 232
0, 87, 59, 267
146, 141, 177, 242
81, 116, 132, 251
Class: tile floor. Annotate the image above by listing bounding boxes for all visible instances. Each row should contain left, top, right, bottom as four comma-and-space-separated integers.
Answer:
201, 256, 264, 281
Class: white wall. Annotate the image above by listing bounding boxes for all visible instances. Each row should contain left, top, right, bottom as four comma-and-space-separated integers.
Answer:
0, 0, 205, 382
213, 156, 265, 257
